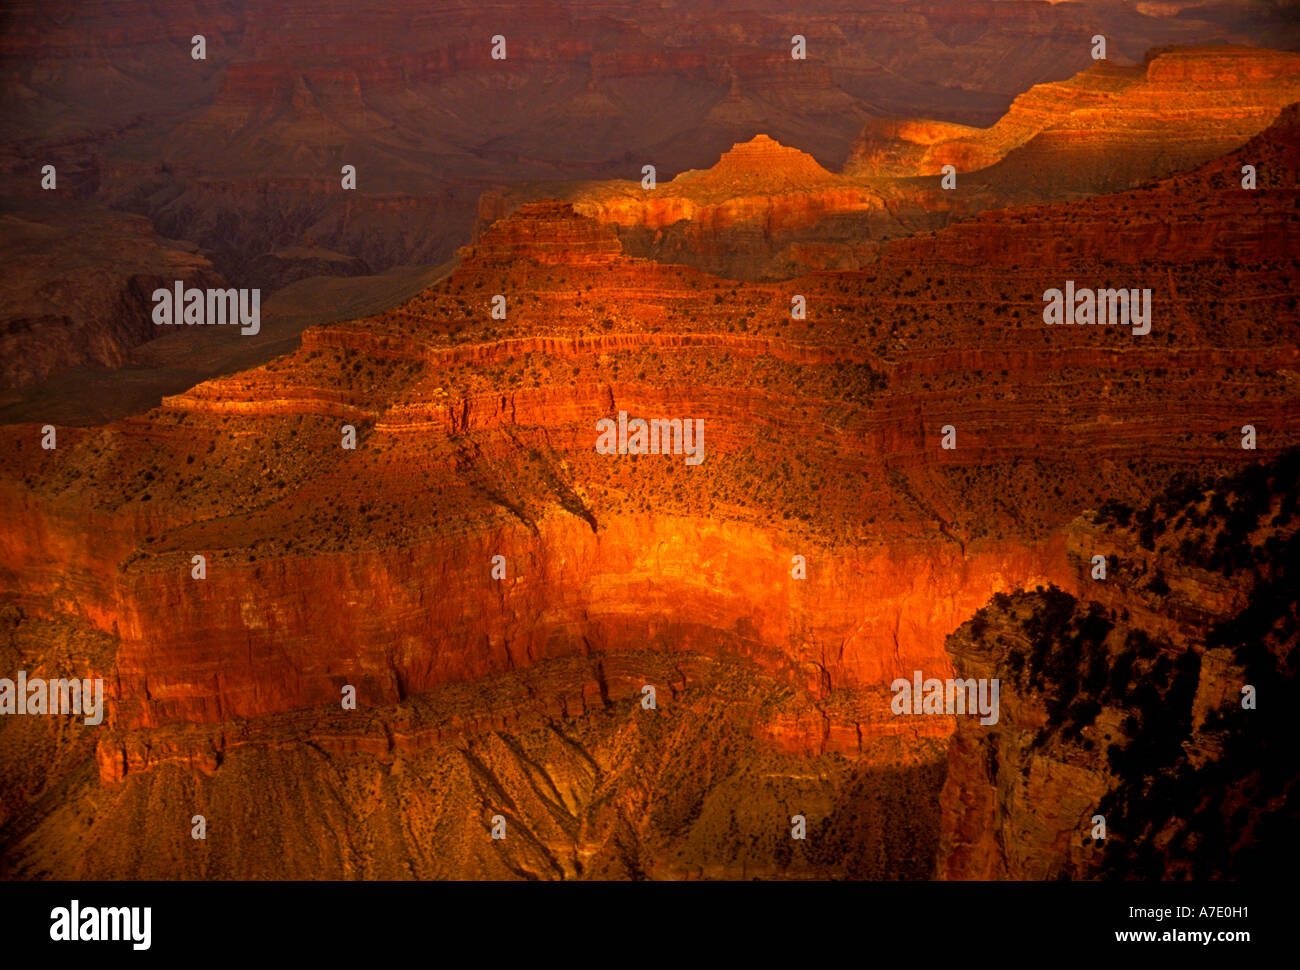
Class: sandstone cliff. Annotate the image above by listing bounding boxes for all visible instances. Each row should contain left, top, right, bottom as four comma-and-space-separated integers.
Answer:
848, 46, 1300, 196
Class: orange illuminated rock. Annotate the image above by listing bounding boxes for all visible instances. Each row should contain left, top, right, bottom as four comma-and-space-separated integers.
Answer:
477, 48, 1300, 281
848, 46, 1300, 197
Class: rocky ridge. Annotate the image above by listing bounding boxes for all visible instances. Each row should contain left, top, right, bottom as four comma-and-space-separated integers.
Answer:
479, 47, 1300, 279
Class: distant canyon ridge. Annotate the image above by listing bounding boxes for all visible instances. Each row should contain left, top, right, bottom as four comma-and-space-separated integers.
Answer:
2, 27, 1297, 403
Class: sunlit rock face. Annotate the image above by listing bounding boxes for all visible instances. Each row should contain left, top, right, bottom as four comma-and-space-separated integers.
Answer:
476, 48, 1300, 280
846, 47, 1300, 184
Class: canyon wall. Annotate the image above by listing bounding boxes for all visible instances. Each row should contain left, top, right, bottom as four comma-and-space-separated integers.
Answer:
6, 1, 1294, 294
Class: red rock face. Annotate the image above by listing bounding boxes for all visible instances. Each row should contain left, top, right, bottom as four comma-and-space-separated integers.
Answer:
567, 135, 875, 237
461, 202, 624, 266
882, 104, 1300, 268
476, 135, 965, 280
851, 47, 1300, 204
97, 519, 1069, 734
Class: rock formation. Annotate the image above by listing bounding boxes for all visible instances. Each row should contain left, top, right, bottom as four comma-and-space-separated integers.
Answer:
847, 46, 1300, 196
1, 99, 1297, 877
3, 1, 1295, 292
937, 451, 1299, 880
480, 47, 1300, 280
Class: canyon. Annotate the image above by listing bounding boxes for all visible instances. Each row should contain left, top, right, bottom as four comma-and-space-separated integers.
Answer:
3, 1, 1297, 297
1, 93, 1297, 878
2, 39, 1294, 424
0, 198, 224, 393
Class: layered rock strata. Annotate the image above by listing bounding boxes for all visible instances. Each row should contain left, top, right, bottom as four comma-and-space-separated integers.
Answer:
481, 48, 1300, 280
1, 107, 1297, 877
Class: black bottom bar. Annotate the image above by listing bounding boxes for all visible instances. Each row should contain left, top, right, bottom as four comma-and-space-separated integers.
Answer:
0, 880, 1269, 958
